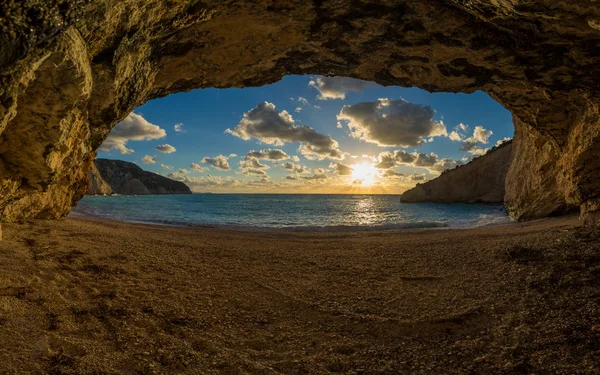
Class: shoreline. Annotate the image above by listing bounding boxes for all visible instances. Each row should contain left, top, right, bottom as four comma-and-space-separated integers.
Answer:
0, 214, 597, 374
64, 212, 568, 235
68, 211, 455, 232
68, 206, 513, 233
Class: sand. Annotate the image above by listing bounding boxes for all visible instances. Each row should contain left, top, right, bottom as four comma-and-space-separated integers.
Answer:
0, 215, 598, 374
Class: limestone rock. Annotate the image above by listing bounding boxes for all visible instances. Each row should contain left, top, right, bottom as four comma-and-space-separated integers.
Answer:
504, 118, 578, 220
401, 142, 512, 204
91, 159, 191, 195
87, 162, 113, 195
0, 1, 599, 223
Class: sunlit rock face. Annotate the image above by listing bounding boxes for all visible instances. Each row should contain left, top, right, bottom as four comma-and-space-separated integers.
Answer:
87, 161, 113, 196
0, 0, 599, 223
401, 142, 512, 204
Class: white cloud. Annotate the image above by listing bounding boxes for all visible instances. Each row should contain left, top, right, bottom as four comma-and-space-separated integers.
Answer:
460, 139, 477, 152
302, 172, 328, 180
99, 112, 166, 154
178, 168, 189, 175
167, 174, 241, 191
448, 123, 469, 142
449, 131, 462, 141
295, 96, 320, 109
298, 97, 310, 106
472, 126, 493, 144
309, 76, 373, 100
374, 151, 396, 169
155, 144, 177, 154
173, 123, 185, 133
460, 140, 479, 152
241, 168, 268, 176
337, 98, 447, 147
431, 158, 462, 172
382, 169, 404, 178
142, 155, 159, 164
350, 155, 377, 164
229, 153, 238, 158
329, 162, 353, 176
239, 155, 272, 176
460, 125, 493, 155
190, 163, 206, 172
201, 155, 231, 170
471, 148, 490, 157
411, 174, 427, 181
160, 164, 173, 170
225, 102, 343, 160
166, 171, 185, 179
245, 149, 290, 160
292, 155, 300, 162
168, 174, 283, 192
495, 137, 512, 147
283, 162, 309, 174
375, 150, 462, 174
241, 157, 269, 170
413, 153, 439, 168
295, 107, 302, 113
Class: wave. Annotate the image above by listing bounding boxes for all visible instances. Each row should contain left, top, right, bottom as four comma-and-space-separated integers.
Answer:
472, 213, 514, 227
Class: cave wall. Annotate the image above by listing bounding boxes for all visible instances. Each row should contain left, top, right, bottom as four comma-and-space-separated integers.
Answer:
0, 0, 599, 223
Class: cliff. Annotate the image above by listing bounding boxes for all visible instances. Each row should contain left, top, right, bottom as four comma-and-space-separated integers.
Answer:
86, 162, 113, 195
401, 142, 512, 204
89, 159, 191, 195
0, 1, 599, 224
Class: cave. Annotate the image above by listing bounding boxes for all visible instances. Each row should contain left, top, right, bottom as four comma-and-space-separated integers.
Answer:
1, 0, 599, 223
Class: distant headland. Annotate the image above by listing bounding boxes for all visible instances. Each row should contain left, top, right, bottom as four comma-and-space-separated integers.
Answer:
87, 159, 191, 196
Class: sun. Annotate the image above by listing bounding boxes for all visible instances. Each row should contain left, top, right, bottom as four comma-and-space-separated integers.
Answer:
351, 163, 379, 186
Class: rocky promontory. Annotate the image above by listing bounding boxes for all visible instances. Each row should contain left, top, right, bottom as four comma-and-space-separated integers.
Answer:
87, 158, 191, 195
401, 141, 512, 204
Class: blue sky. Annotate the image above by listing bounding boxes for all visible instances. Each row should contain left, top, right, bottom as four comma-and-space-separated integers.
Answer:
98, 75, 513, 193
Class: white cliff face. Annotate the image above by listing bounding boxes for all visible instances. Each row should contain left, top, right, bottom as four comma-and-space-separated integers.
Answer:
401, 143, 514, 205
0, 1, 599, 223
86, 162, 113, 196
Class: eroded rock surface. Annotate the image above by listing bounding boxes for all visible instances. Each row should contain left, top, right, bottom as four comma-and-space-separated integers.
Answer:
0, 1, 599, 223
90, 158, 191, 195
402, 142, 512, 204
86, 161, 113, 195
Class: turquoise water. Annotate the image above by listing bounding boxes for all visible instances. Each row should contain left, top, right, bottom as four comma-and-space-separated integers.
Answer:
71, 194, 512, 231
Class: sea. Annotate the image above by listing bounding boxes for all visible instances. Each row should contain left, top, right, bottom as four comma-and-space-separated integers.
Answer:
71, 194, 513, 231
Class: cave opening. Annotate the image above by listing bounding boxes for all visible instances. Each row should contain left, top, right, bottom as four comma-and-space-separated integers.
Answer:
73, 75, 517, 228
93, 75, 514, 195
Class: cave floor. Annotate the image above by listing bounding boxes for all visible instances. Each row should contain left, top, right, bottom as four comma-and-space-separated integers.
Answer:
0, 215, 598, 374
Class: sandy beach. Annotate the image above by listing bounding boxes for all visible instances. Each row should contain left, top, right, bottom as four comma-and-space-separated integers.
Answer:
0, 215, 598, 374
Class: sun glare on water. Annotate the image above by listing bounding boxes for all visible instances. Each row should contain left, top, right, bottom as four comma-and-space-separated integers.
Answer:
351, 163, 379, 186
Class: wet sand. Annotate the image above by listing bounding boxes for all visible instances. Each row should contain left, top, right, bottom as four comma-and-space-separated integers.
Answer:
0, 215, 598, 374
